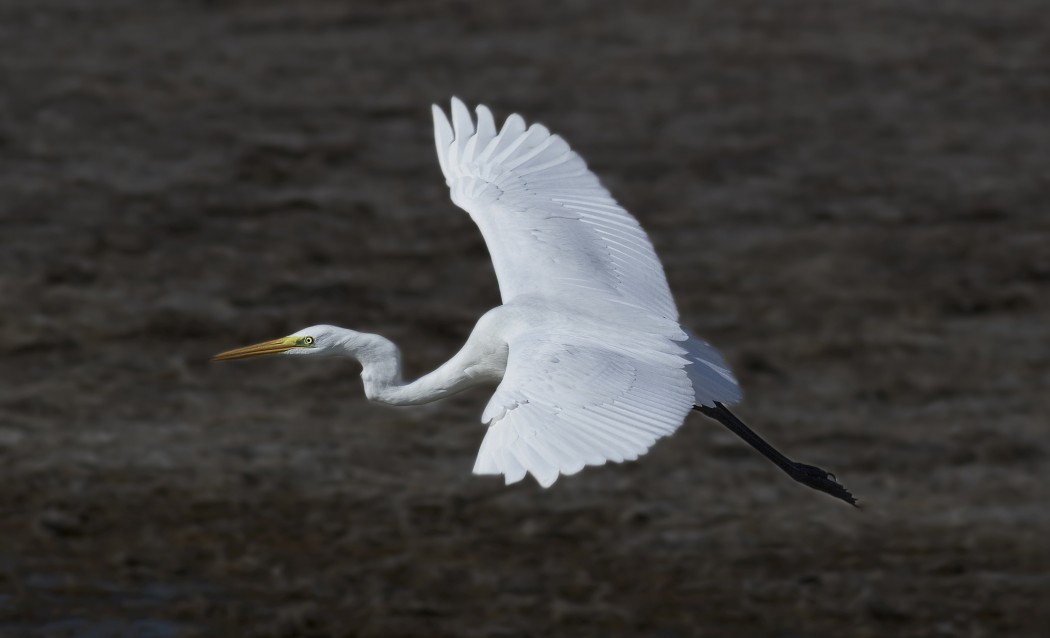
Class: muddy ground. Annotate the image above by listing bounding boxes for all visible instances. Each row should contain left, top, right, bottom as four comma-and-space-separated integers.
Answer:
1, 1, 1048, 636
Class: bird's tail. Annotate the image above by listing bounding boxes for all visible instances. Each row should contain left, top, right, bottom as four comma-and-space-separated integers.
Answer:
679, 330, 743, 407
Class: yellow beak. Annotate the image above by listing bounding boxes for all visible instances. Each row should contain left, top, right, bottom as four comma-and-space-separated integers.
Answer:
213, 336, 301, 361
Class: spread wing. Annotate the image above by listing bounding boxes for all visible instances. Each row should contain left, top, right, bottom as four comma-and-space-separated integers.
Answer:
432, 98, 679, 320
431, 99, 742, 487
473, 331, 697, 487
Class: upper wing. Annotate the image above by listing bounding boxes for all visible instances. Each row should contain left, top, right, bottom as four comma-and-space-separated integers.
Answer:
473, 331, 697, 487
432, 98, 679, 320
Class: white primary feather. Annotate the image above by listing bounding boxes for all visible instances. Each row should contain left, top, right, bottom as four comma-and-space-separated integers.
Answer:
432, 98, 742, 487
432, 98, 679, 321
475, 331, 698, 487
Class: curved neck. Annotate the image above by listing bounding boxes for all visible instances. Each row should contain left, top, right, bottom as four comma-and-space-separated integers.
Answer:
347, 332, 474, 406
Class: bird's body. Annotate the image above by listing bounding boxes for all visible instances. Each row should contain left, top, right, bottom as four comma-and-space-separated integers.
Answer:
215, 98, 856, 505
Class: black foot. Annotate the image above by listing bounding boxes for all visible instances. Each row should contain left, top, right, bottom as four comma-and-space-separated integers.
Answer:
695, 403, 859, 507
784, 462, 858, 507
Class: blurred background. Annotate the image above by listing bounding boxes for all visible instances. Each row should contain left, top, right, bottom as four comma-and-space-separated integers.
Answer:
1, 0, 1048, 636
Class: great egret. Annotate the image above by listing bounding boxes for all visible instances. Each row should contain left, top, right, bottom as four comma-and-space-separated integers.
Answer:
215, 98, 856, 506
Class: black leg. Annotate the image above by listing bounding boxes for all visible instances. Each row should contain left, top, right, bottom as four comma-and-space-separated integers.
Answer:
695, 403, 858, 507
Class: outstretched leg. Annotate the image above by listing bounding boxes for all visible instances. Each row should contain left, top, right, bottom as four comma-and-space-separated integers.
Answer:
695, 402, 858, 506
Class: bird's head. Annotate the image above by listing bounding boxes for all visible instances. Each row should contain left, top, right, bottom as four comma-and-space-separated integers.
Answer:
212, 325, 354, 361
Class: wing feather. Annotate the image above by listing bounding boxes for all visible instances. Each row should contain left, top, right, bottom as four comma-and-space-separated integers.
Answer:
430, 101, 744, 486
432, 99, 678, 320
464, 105, 496, 160
431, 105, 454, 179
473, 332, 696, 486
478, 113, 527, 163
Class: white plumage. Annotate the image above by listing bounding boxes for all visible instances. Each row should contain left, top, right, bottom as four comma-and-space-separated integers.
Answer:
431, 98, 740, 486
432, 99, 678, 320
215, 98, 857, 506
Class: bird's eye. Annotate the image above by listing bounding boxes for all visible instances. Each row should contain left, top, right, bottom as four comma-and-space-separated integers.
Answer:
302, 336, 315, 346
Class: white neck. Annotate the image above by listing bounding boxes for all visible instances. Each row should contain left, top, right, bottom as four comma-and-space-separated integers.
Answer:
343, 332, 476, 406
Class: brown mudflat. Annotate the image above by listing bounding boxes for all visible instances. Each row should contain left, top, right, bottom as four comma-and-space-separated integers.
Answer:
1, 1, 1048, 636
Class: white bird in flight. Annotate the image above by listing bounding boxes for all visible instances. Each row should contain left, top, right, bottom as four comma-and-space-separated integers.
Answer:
215, 98, 856, 506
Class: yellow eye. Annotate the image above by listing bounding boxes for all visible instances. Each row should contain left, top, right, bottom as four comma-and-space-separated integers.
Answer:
302, 336, 315, 346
